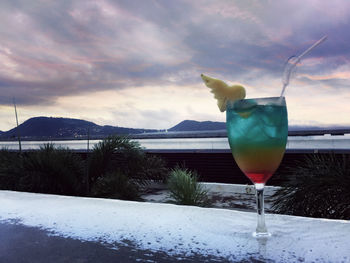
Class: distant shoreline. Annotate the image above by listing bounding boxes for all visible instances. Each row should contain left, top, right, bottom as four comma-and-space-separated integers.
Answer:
1, 127, 350, 142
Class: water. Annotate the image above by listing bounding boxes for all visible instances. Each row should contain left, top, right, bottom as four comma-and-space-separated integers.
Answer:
1, 135, 350, 151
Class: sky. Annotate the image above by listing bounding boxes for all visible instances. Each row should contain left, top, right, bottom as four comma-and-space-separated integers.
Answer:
0, 0, 349, 131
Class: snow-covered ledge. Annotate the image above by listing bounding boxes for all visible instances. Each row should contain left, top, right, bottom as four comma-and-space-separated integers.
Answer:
0, 190, 349, 262
200, 182, 281, 195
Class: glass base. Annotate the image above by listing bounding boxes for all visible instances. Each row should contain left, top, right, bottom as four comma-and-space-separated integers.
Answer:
252, 231, 271, 238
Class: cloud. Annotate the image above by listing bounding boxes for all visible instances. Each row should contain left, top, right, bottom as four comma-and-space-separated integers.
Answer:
0, 0, 349, 130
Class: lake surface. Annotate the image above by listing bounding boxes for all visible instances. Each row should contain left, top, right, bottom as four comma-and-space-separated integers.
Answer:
1, 134, 350, 152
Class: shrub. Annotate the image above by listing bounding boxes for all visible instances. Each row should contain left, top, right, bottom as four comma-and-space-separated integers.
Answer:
0, 149, 23, 190
271, 154, 350, 220
88, 135, 168, 197
19, 144, 85, 195
91, 171, 140, 200
88, 136, 141, 182
167, 167, 209, 206
134, 154, 168, 184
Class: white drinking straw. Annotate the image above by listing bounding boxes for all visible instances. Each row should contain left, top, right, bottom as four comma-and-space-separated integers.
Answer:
280, 35, 328, 97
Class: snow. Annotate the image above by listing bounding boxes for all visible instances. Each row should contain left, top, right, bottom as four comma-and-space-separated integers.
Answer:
0, 190, 349, 262
142, 183, 280, 212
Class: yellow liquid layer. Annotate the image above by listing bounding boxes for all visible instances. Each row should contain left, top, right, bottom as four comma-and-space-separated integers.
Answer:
232, 145, 285, 176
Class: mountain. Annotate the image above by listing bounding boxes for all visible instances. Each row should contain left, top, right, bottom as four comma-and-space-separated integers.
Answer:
0, 117, 157, 140
1, 117, 349, 140
169, 120, 226, 131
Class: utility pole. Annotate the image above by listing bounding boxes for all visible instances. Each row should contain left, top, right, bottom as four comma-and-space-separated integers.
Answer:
86, 126, 90, 195
13, 98, 22, 153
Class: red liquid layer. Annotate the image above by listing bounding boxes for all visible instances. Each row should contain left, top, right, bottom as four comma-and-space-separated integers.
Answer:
245, 172, 273, 184
233, 146, 285, 184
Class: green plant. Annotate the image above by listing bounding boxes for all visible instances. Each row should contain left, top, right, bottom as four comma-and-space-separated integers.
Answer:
91, 171, 140, 200
88, 135, 140, 182
19, 143, 85, 195
167, 167, 209, 206
0, 149, 22, 190
88, 135, 168, 193
271, 154, 350, 220
134, 154, 168, 184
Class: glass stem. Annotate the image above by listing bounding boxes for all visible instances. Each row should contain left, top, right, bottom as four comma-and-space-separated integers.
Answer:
255, 183, 268, 235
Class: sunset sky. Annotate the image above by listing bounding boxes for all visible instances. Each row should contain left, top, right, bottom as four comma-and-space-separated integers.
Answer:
0, 0, 349, 131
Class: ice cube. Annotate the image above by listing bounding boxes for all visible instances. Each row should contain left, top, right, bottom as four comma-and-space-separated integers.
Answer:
232, 99, 257, 112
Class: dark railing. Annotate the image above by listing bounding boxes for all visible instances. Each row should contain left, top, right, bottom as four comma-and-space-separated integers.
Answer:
4, 148, 350, 186
68, 150, 349, 186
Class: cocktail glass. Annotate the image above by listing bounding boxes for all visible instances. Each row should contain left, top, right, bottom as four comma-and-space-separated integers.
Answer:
226, 96, 288, 237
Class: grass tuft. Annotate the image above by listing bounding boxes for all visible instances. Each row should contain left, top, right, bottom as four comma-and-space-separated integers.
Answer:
91, 170, 140, 200
271, 154, 350, 219
167, 166, 209, 206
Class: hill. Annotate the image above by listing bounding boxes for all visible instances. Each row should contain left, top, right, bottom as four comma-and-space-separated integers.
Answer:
1, 117, 349, 140
0, 117, 156, 140
169, 120, 226, 131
